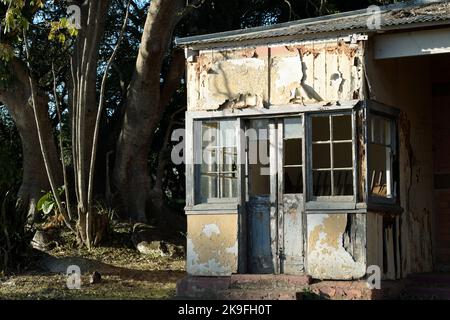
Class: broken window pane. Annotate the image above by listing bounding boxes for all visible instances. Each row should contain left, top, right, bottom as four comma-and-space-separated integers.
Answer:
284, 167, 303, 194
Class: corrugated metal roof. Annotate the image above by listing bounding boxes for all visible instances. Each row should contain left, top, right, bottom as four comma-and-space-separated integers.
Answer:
175, 0, 450, 47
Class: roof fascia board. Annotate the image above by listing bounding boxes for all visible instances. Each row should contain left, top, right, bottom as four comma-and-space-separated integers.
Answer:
182, 19, 450, 51
174, 1, 435, 47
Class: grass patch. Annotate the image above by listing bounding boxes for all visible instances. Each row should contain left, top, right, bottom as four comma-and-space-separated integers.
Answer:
0, 222, 186, 300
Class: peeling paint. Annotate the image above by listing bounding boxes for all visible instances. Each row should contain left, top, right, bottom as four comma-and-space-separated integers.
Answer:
188, 40, 364, 111
271, 55, 303, 103
307, 214, 366, 280
225, 241, 238, 255
202, 224, 221, 237
187, 214, 239, 276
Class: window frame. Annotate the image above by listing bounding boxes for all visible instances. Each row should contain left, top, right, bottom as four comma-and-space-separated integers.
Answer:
194, 118, 240, 205
366, 101, 400, 206
246, 118, 271, 198
305, 110, 358, 208
281, 116, 305, 195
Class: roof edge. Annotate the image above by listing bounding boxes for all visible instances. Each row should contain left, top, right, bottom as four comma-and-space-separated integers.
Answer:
175, 0, 447, 47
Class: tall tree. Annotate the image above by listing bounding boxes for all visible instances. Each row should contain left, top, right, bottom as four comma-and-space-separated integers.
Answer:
0, 58, 61, 221
114, 0, 194, 222
1, 0, 399, 246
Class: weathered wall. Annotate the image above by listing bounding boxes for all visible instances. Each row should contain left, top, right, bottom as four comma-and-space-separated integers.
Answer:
366, 41, 434, 275
366, 212, 402, 280
431, 53, 450, 265
186, 214, 239, 276
187, 40, 364, 111
307, 213, 366, 280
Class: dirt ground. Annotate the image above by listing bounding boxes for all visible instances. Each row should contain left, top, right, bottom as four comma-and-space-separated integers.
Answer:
0, 222, 186, 300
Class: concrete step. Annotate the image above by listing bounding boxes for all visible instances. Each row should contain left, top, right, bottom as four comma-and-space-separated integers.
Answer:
229, 274, 312, 290
217, 289, 300, 300
177, 275, 402, 300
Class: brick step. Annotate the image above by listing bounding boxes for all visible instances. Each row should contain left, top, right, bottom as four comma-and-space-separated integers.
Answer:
177, 275, 403, 300
229, 274, 312, 290
310, 282, 376, 300
401, 287, 450, 300
217, 289, 300, 300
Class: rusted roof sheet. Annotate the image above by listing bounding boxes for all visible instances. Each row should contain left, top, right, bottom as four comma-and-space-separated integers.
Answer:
175, 1, 450, 47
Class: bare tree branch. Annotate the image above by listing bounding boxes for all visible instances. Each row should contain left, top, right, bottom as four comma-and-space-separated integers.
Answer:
52, 62, 73, 222
87, 0, 131, 236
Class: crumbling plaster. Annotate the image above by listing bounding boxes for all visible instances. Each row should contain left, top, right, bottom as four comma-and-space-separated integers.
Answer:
186, 214, 239, 276
365, 44, 434, 275
187, 40, 364, 111
307, 214, 366, 280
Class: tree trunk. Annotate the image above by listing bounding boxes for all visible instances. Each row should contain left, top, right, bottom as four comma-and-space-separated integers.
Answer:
114, 0, 185, 222
70, 0, 110, 247
0, 59, 61, 222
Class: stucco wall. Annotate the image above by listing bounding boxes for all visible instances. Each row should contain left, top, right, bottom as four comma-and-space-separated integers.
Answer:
186, 40, 364, 111
184, 37, 368, 279
366, 42, 434, 275
307, 213, 366, 280
186, 214, 239, 276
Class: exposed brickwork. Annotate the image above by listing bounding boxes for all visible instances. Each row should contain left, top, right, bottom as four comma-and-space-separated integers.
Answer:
230, 274, 312, 289
176, 275, 404, 300
176, 276, 231, 299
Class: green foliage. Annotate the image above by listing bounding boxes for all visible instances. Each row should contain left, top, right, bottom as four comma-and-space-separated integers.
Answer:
36, 187, 64, 216
0, 189, 32, 273
1, 0, 29, 34
0, 43, 14, 62
48, 17, 78, 44
0, 43, 14, 88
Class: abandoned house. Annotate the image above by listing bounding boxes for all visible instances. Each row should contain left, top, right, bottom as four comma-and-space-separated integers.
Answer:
175, 0, 450, 299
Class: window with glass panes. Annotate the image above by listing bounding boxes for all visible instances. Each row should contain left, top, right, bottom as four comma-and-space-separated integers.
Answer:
199, 120, 238, 203
310, 114, 354, 198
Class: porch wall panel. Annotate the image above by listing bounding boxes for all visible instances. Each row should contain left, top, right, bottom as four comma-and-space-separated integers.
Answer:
366, 41, 434, 276
186, 41, 365, 111
186, 214, 239, 276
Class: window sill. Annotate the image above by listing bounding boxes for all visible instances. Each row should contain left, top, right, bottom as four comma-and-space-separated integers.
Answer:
305, 201, 361, 212
185, 203, 239, 215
